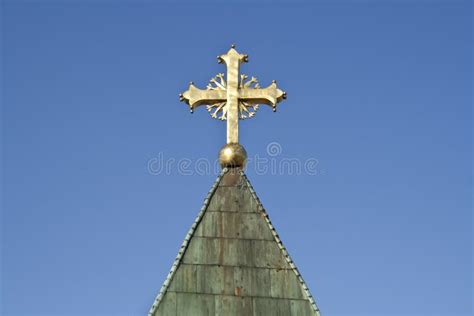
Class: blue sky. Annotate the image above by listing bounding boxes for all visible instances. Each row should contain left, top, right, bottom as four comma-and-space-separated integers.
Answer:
1, 1, 472, 315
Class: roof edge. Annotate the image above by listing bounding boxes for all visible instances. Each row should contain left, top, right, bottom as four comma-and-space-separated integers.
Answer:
148, 168, 228, 316
239, 170, 321, 316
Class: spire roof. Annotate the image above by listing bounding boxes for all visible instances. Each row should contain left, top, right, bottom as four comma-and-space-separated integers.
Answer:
149, 168, 320, 315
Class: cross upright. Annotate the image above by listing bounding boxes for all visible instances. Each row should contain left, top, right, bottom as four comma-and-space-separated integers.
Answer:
179, 45, 286, 144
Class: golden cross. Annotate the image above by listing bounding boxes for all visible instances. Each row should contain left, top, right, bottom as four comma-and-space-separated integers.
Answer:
179, 45, 286, 144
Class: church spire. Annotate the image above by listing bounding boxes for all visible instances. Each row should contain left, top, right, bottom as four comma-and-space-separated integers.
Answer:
149, 169, 321, 316
150, 46, 320, 315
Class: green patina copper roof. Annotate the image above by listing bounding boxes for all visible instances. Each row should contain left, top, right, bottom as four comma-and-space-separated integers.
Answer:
149, 168, 321, 316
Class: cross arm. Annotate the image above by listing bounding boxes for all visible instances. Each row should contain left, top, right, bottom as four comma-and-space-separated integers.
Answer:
180, 83, 227, 112
239, 82, 286, 111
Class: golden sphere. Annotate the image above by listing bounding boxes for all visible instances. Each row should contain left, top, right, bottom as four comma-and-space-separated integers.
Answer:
218, 143, 247, 168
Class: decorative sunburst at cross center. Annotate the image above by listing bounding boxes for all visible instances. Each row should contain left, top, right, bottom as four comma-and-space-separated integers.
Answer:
205, 73, 261, 120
